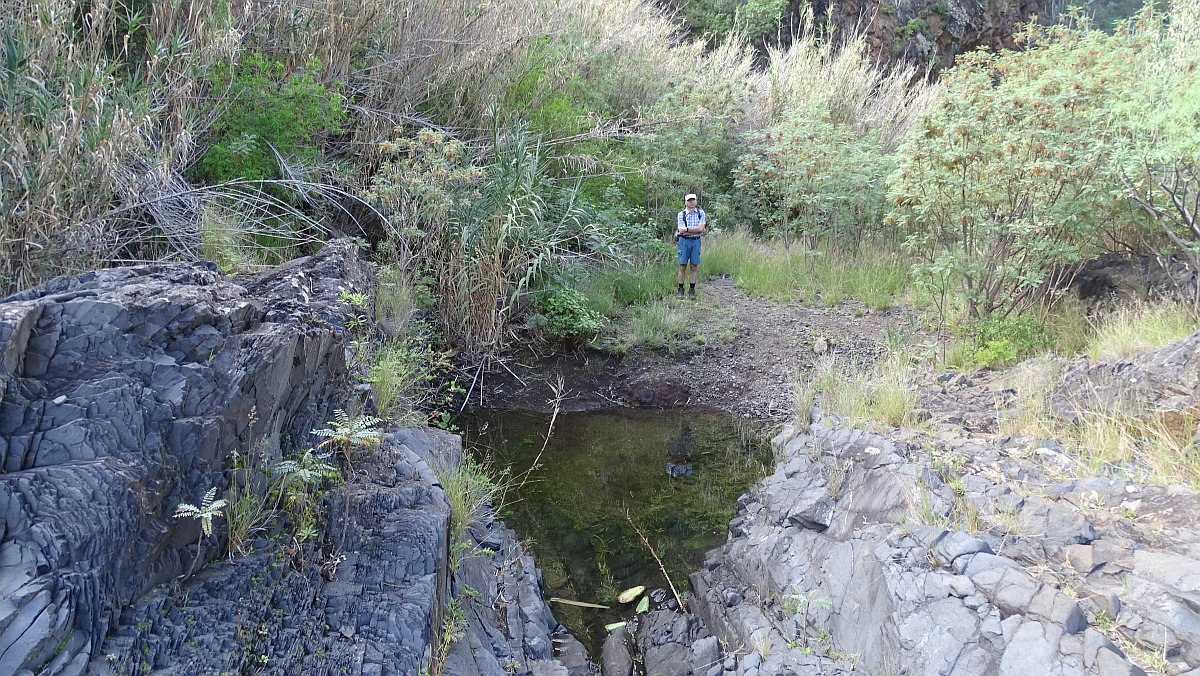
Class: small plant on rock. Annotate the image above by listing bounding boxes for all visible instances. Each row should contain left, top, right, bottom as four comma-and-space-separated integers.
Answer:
173, 487, 227, 575
340, 290, 372, 334
225, 448, 275, 559
274, 448, 343, 541
313, 409, 383, 471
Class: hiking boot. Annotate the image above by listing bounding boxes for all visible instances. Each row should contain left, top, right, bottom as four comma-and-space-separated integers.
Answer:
688, 287, 697, 300
676, 287, 685, 299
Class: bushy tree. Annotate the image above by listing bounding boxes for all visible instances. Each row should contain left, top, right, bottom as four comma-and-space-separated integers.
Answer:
1109, 2, 1200, 285
887, 18, 1144, 317
733, 105, 893, 250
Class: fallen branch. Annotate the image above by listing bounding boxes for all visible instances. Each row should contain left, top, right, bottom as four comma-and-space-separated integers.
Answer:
625, 510, 684, 611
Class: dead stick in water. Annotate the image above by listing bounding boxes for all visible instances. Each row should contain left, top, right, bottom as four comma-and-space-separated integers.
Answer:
625, 510, 684, 611
515, 376, 565, 491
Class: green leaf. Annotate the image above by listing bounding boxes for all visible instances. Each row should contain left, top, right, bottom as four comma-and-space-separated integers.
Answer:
635, 596, 650, 613
616, 585, 645, 604
604, 621, 627, 632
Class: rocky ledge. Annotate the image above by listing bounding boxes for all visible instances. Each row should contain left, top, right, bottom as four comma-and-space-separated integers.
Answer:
614, 336, 1200, 675
0, 242, 583, 675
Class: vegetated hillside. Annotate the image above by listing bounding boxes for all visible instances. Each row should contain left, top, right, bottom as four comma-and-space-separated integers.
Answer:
661, 0, 1155, 68
1, 0, 1197, 372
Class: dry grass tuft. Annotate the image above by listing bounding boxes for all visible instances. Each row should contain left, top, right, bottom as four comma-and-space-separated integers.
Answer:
1085, 301, 1200, 361
800, 353, 918, 429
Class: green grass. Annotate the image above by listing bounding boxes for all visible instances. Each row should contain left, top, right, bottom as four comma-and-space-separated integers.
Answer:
631, 300, 691, 350
1086, 301, 1200, 360
574, 260, 677, 319
368, 337, 454, 425
430, 454, 508, 569
798, 353, 918, 429
797, 254, 909, 309
375, 264, 417, 339
703, 230, 908, 308
1055, 408, 1197, 488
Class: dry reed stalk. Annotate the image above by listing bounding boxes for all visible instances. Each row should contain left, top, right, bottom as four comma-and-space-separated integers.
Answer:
0, 0, 241, 291
747, 15, 938, 148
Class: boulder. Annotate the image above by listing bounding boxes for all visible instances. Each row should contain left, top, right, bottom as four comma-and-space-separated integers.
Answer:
0, 243, 589, 675
0, 241, 369, 674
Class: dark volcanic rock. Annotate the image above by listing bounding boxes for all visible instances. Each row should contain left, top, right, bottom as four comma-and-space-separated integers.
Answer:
84, 428, 588, 676
623, 375, 691, 407
0, 241, 371, 674
0, 243, 590, 675
1072, 254, 1197, 303
816, 0, 1053, 70
1051, 330, 1200, 430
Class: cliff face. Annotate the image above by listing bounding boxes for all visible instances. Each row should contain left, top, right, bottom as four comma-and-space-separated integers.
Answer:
811, 0, 1053, 69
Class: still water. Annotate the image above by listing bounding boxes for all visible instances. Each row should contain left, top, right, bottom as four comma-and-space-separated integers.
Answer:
460, 408, 772, 652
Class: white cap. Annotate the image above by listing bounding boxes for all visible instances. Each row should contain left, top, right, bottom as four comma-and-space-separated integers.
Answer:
684, 193, 697, 202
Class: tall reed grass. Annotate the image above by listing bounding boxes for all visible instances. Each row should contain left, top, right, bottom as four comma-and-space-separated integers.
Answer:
0, 0, 237, 291
746, 14, 938, 148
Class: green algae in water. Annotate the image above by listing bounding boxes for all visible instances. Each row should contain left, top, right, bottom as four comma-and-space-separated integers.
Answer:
461, 408, 772, 652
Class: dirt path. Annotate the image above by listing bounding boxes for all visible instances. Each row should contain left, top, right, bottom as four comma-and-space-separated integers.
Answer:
479, 275, 915, 420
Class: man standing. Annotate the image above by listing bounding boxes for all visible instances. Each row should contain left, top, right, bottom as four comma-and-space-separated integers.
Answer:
676, 193, 706, 299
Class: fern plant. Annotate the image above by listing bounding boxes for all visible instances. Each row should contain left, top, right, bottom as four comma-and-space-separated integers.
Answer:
274, 448, 341, 485
173, 487, 227, 575
312, 409, 383, 471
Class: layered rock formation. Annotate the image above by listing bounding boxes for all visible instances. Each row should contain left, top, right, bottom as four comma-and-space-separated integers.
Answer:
616, 329, 1200, 674
0, 241, 369, 674
0, 242, 585, 675
87, 427, 588, 676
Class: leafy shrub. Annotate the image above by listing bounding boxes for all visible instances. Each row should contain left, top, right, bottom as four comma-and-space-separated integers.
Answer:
194, 54, 346, 185
536, 285, 607, 343
363, 129, 485, 241
888, 19, 1141, 319
733, 106, 893, 249
896, 18, 929, 38
502, 37, 602, 136
640, 83, 744, 229
955, 313, 1052, 369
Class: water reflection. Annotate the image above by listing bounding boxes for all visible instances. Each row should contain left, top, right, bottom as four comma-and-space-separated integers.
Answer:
460, 408, 771, 653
